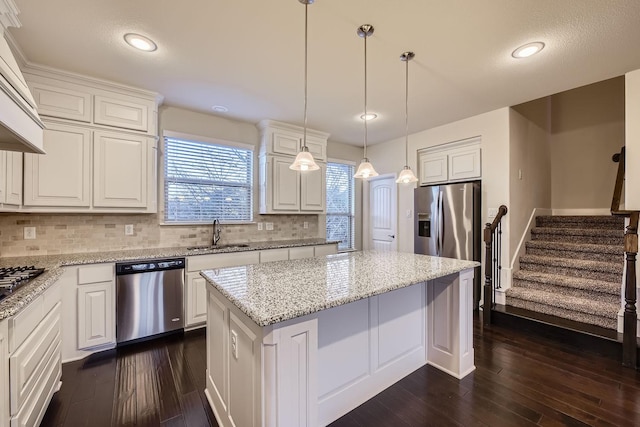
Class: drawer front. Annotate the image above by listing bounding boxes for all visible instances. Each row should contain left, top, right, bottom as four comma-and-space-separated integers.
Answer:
29, 82, 91, 122
42, 281, 61, 316
187, 251, 260, 272
78, 263, 114, 285
8, 297, 43, 354
315, 244, 338, 257
260, 248, 289, 263
289, 246, 315, 260
10, 303, 61, 414
94, 95, 149, 132
10, 343, 61, 427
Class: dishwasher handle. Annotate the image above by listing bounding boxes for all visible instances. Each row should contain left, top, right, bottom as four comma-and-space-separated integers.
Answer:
116, 258, 185, 275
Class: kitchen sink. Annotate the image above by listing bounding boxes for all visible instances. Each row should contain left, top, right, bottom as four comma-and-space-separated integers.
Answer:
187, 244, 250, 252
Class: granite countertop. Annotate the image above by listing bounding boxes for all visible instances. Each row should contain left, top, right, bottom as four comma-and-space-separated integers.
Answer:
0, 238, 338, 321
201, 250, 480, 327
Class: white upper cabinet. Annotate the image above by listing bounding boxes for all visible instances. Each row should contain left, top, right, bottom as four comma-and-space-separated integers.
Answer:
418, 138, 481, 186
24, 72, 157, 136
24, 122, 91, 207
257, 120, 329, 214
0, 151, 23, 207
29, 82, 92, 123
94, 95, 150, 132
18, 69, 160, 212
93, 131, 149, 208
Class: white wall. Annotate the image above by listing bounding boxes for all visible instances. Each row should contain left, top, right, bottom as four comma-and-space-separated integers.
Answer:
367, 108, 511, 262
550, 77, 624, 212
509, 99, 552, 261
626, 69, 640, 210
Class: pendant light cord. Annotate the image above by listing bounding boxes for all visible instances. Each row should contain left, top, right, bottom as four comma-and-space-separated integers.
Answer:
404, 56, 409, 166
363, 32, 368, 159
302, 2, 309, 149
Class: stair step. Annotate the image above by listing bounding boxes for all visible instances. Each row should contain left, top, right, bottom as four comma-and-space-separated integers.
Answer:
525, 240, 624, 263
519, 254, 622, 283
512, 270, 620, 298
506, 287, 618, 329
535, 215, 625, 230
531, 227, 623, 245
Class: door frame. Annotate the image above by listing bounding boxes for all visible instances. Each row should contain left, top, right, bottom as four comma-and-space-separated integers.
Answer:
365, 173, 398, 251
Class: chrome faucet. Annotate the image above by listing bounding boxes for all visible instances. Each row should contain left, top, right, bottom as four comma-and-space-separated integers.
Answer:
212, 219, 221, 246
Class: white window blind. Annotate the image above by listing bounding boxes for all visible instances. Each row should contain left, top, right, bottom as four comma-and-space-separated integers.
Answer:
326, 161, 355, 250
164, 135, 253, 223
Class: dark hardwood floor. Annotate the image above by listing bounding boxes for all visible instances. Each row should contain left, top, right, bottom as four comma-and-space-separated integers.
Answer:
41, 317, 640, 427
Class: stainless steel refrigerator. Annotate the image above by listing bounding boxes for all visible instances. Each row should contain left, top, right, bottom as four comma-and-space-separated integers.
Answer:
414, 181, 481, 307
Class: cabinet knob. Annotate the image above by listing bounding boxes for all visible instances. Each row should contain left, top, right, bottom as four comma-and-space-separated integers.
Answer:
388, 234, 395, 239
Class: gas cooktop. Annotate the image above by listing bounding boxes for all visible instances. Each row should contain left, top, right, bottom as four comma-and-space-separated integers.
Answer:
0, 266, 45, 301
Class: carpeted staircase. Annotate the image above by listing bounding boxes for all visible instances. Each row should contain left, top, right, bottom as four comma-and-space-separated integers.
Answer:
506, 215, 625, 330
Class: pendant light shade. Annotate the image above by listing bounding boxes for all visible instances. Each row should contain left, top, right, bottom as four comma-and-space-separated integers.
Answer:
290, 146, 320, 171
354, 24, 378, 179
290, 0, 320, 172
396, 51, 418, 185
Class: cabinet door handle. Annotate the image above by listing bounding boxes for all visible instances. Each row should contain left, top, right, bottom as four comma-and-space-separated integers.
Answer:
388, 234, 395, 239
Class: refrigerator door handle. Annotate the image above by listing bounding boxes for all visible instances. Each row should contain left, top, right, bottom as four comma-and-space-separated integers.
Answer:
439, 190, 445, 254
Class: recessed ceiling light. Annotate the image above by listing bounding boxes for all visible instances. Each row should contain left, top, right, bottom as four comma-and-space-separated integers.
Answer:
124, 33, 157, 52
212, 105, 229, 113
512, 42, 545, 59
360, 113, 378, 121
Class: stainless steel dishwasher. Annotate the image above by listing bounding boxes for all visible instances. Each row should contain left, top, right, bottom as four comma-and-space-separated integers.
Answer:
115, 258, 185, 344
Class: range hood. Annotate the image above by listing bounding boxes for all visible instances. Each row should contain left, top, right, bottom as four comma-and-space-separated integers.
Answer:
0, 4, 45, 154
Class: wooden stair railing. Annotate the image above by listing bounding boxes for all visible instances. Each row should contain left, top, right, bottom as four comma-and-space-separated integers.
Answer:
483, 205, 508, 327
612, 146, 639, 369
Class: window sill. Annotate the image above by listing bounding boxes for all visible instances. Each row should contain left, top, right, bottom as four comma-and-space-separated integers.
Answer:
159, 221, 257, 227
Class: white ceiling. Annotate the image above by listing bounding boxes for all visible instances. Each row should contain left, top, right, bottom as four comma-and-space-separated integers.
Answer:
7, 0, 640, 145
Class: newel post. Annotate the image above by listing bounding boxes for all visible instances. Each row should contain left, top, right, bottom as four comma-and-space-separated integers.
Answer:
623, 212, 639, 368
483, 224, 493, 327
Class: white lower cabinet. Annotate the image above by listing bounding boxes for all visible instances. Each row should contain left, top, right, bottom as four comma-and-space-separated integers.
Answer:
60, 263, 116, 362
5, 282, 62, 427
185, 272, 208, 328
185, 245, 339, 329
0, 320, 8, 427
77, 282, 115, 349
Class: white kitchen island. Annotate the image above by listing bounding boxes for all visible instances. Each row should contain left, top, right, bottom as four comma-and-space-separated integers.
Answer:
201, 250, 479, 427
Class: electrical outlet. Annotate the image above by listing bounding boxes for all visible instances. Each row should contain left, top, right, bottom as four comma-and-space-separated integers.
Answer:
257, 222, 263, 231
406, 209, 412, 219
266, 222, 274, 231
231, 330, 238, 360
303, 221, 309, 229
23, 227, 36, 240
124, 224, 134, 235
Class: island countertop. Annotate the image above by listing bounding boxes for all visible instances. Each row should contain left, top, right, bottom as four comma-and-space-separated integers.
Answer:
201, 250, 479, 327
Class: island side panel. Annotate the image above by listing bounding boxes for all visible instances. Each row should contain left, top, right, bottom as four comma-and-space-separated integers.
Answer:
317, 282, 427, 426
205, 285, 266, 427
426, 269, 476, 379
205, 283, 320, 427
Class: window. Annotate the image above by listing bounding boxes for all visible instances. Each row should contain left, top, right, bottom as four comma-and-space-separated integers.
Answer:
326, 161, 355, 250
163, 132, 253, 223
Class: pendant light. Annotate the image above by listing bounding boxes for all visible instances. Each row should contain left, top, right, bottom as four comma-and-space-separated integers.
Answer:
354, 24, 379, 179
289, 0, 320, 172
396, 51, 419, 184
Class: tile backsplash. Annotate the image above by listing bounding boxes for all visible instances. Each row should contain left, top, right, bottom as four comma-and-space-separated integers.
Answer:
0, 213, 321, 257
